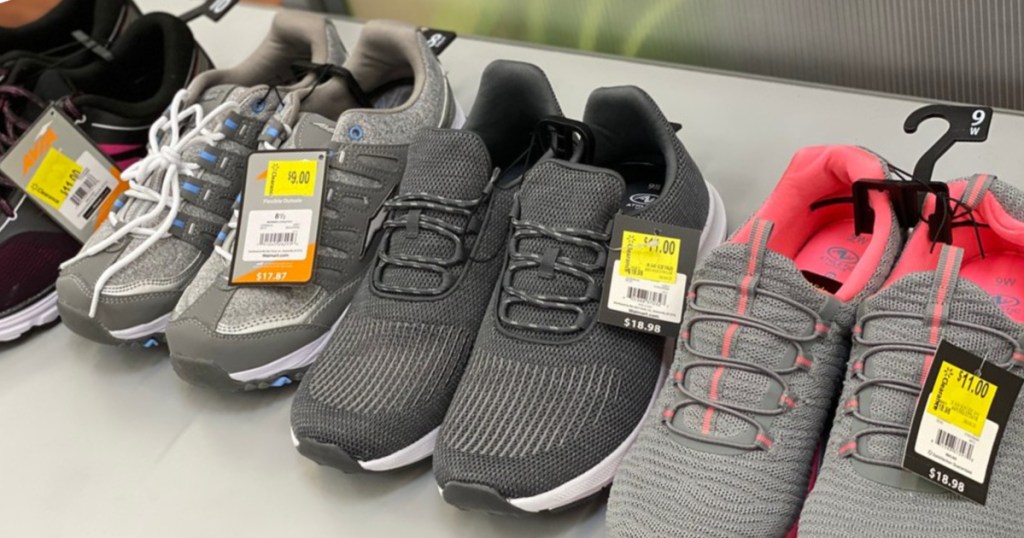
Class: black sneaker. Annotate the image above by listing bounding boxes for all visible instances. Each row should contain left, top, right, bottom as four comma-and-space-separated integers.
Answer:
0, 12, 210, 342
433, 86, 727, 514
289, 60, 564, 473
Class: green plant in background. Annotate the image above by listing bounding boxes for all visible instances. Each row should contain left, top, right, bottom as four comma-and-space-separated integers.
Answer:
350, 0, 701, 63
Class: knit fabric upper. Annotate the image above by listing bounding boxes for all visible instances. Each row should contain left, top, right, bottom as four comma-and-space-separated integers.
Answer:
799, 176, 1024, 537
290, 128, 512, 460
606, 146, 903, 538
175, 23, 455, 337
434, 86, 710, 500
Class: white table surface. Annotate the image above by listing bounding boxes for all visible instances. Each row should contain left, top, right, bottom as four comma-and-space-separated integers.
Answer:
2, 2, 1023, 537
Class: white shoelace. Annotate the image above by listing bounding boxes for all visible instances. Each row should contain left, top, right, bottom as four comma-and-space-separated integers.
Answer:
60, 89, 238, 317
212, 125, 291, 263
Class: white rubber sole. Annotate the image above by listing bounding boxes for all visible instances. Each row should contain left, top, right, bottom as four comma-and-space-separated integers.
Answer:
697, 180, 729, 262
360, 427, 439, 472
0, 290, 59, 342
229, 305, 349, 382
109, 312, 171, 341
504, 365, 667, 513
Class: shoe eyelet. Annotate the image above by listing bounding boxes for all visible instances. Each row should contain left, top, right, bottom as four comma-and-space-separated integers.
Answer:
348, 125, 364, 141
252, 100, 267, 113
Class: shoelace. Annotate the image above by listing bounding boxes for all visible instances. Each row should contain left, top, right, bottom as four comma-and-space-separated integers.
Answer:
60, 89, 237, 317
497, 218, 609, 334
373, 177, 494, 296
839, 310, 1022, 468
213, 124, 292, 262
663, 278, 828, 450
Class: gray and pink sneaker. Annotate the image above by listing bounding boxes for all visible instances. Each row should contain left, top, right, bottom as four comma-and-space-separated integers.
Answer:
607, 146, 904, 537
799, 175, 1024, 537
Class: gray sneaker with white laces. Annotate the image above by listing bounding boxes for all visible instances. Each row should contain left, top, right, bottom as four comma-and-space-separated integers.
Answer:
56, 11, 348, 345
166, 20, 463, 391
606, 146, 904, 537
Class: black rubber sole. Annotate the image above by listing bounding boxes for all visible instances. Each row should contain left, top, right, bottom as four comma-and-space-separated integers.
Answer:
170, 353, 308, 392
294, 436, 367, 474
440, 481, 606, 516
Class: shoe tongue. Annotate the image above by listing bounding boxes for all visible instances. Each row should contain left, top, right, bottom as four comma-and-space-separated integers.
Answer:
518, 160, 624, 231
400, 129, 492, 198
32, 69, 76, 102
281, 112, 337, 150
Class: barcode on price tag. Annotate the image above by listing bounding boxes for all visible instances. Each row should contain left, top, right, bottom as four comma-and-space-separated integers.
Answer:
58, 153, 117, 230
626, 286, 667, 306
258, 232, 297, 246
241, 210, 312, 262
935, 429, 975, 460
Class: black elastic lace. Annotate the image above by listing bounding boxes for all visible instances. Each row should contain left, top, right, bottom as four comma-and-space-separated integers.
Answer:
840, 311, 1021, 468
664, 279, 828, 450
497, 218, 609, 334
372, 176, 494, 296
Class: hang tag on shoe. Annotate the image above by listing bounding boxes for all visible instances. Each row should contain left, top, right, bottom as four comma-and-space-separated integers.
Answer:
598, 214, 700, 337
0, 105, 127, 243
230, 150, 328, 286
902, 340, 1023, 505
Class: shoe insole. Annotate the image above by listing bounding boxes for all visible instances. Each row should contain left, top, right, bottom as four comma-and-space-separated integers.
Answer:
793, 218, 871, 294
960, 252, 1024, 322
611, 160, 665, 214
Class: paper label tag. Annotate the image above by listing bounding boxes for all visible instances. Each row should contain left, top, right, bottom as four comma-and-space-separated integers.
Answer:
619, 231, 680, 283
598, 214, 699, 337
0, 106, 125, 243
264, 159, 318, 198
902, 340, 1023, 504
231, 150, 327, 286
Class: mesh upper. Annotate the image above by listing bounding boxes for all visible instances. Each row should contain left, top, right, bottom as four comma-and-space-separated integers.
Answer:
434, 142, 707, 498
290, 129, 515, 461
606, 168, 903, 536
0, 230, 79, 314
799, 179, 1024, 537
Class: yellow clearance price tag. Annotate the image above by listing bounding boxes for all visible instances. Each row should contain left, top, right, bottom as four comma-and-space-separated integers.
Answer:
926, 361, 998, 437
264, 159, 318, 198
619, 230, 680, 284
26, 148, 82, 209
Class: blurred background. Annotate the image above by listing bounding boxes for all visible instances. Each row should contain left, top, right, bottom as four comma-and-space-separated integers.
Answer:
3, 0, 1021, 111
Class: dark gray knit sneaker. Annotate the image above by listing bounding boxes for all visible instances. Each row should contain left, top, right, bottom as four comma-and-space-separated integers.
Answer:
289, 60, 563, 472
166, 20, 463, 391
56, 11, 348, 345
606, 146, 904, 537
799, 175, 1024, 537
432, 86, 727, 514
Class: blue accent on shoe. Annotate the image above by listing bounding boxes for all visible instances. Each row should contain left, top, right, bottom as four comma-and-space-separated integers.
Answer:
199, 151, 217, 163
113, 199, 124, 209
235, 193, 242, 203
271, 376, 292, 388
182, 182, 201, 194
266, 127, 280, 138
143, 338, 159, 348
348, 125, 364, 141
216, 231, 226, 242
224, 118, 238, 130
173, 219, 186, 228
